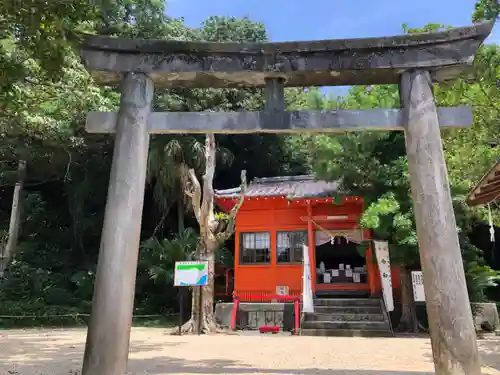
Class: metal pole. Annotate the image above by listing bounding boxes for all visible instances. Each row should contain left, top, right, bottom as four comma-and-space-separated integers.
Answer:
178, 288, 183, 335
197, 285, 203, 335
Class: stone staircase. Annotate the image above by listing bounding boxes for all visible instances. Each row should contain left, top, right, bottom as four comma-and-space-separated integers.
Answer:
300, 298, 394, 337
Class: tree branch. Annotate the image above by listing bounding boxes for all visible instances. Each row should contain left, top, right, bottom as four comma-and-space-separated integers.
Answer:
23, 77, 65, 89
201, 134, 216, 236
217, 169, 247, 242
185, 168, 202, 225
150, 202, 173, 238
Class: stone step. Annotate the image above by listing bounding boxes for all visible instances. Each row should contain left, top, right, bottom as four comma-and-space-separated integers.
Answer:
301, 320, 390, 331
313, 298, 381, 307
300, 328, 394, 337
303, 312, 385, 322
313, 305, 383, 314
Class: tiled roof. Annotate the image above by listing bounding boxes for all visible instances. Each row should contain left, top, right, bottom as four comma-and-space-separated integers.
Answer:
214, 175, 340, 199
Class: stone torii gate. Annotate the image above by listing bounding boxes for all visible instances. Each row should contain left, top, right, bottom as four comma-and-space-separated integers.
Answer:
80, 21, 493, 375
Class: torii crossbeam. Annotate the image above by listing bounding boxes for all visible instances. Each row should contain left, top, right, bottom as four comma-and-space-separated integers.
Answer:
80, 20, 494, 375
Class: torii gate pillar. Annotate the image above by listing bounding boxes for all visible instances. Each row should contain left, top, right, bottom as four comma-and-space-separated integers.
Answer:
401, 70, 480, 374
82, 73, 153, 375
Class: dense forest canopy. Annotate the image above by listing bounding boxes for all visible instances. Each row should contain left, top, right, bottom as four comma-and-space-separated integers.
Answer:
0, 0, 498, 326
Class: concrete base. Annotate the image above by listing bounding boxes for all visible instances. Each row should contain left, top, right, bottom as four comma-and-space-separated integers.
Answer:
215, 298, 393, 337
215, 302, 296, 331
472, 302, 500, 332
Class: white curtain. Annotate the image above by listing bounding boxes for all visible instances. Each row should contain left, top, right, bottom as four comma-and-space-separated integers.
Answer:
242, 233, 270, 249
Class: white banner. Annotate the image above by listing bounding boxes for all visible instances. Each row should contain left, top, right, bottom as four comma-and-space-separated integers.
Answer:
373, 240, 394, 312
302, 244, 314, 313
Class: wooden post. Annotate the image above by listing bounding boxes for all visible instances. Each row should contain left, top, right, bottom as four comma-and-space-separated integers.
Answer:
364, 229, 377, 296
0, 159, 26, 277
306, 203, 316, 294
264, 77, 285, 112
400, 70, 480, 375
82, 72, 154, 375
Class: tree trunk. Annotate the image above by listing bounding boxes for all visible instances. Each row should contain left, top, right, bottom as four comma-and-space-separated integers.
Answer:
177, 199, 185, 235
0, 160, 26, 278
181, 240, 218, 334
181, 134, 246, 335
397, 266, 418, 332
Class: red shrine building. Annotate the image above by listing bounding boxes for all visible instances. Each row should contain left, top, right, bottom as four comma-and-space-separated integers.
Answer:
214, 175, 401, 302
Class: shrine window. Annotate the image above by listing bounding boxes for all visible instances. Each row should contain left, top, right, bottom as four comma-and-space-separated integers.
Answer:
239, 232, 271, 264
277, 231, 307, 264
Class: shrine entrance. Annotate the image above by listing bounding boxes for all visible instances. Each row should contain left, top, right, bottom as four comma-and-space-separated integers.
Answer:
80, 20, 494, 375
314, 228, 369, 295
316, 238, 367, 283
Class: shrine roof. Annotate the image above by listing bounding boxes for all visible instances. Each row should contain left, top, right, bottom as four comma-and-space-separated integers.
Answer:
466, 159, 500, 206
80, 21, 494, 88
215, 175, 340, 199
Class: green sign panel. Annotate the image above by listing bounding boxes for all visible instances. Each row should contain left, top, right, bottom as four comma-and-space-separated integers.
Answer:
174, 261, 209, 287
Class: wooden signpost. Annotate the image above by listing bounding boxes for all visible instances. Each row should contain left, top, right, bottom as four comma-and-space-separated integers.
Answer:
174, 260, 209, 335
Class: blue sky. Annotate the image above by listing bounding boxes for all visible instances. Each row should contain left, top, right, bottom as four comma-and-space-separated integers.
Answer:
166, 0, 498, 43
166, 0, 498, 96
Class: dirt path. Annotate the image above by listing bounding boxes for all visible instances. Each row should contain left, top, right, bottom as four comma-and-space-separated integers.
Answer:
1, 328, 499, 375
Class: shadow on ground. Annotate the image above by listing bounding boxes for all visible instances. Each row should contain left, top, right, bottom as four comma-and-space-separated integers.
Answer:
3, 352, 436, 375
1, 332, 435, 375
2, 329, 499, 375
126, 356, 435, 374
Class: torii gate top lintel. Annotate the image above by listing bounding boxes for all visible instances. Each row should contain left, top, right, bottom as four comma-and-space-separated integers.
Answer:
81, 20, 494, 89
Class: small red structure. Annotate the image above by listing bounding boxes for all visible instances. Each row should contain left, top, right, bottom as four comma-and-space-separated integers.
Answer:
215, 175, 401, 304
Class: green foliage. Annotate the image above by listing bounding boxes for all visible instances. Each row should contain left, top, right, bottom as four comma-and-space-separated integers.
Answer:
466, 261, 500, 302
0, 0, 96, 81
361, 193, 400, 230
472, 0, 500, 21
201, 16, 267, 42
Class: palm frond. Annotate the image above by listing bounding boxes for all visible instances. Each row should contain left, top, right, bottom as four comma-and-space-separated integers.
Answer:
140, 228, 201, 284
164, 138, 184, 162
217, 145, 235, 167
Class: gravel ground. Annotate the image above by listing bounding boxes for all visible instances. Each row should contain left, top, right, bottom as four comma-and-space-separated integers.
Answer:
1, 327, 500, 375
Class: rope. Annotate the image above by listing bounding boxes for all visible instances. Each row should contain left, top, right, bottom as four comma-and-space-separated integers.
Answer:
0, 313, 178, 319
302, 216, 355, 241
